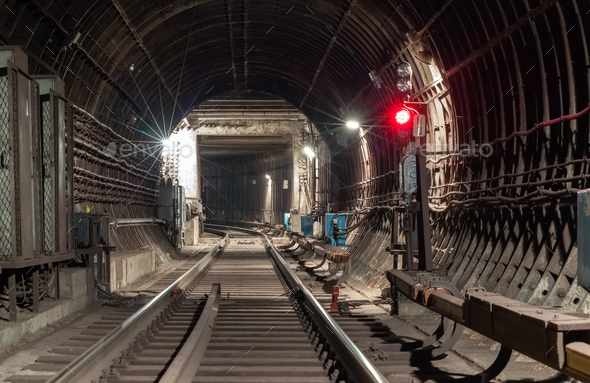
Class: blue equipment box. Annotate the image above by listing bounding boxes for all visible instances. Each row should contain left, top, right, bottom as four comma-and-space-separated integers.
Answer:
284, 213, 291, 229
578, 190, 590, 288
326, 213, 351, 246
301, 215, 318, 238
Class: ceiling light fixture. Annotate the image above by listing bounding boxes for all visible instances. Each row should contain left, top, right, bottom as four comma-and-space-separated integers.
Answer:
368, 71, 382, 89
346, 121, 360, 129
303, 146, 315, 158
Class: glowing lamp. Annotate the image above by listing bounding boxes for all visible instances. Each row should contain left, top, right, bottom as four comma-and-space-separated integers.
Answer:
346, 121, 360, 129
395, 109, 411, 124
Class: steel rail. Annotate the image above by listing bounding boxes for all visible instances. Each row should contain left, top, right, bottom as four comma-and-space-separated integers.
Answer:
206, 223, 389, 383
46, 228, 228, 383
160, 283, 221, 383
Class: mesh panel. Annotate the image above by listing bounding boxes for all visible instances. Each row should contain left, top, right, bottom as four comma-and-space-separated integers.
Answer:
0, 76, 12, 260
11, 69, 20, 258
42, 101, 52, 253
33, 84, 41, 256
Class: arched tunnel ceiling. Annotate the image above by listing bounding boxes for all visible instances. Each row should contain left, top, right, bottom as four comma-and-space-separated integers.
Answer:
3, 0, 590, 315
0, 0, 587, 150
0, 0, 439, 140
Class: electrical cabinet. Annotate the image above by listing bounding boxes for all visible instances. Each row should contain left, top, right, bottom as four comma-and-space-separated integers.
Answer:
291, 213, 301, 234
0, 46, 41, 265
74, 214, 108, 249
34, 75, 73, 257
301, 215, 319, 238
578, 190, 590, 288
326, 213, 352, 246
158, 184, 186, 248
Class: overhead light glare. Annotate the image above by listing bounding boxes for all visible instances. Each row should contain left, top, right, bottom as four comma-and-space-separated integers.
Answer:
265, 174, 271, 179
346, 121, 360, 129
303, 146, 315, 158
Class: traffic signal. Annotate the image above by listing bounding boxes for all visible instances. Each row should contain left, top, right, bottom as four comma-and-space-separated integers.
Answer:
394, 62, 413, 96
395, 108, 411, 124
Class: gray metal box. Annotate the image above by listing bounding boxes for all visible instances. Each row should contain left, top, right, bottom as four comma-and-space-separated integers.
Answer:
34, 75, 70, 257
578, 190, 590, 287
158, 184, 186, 248
0, 46, 42, 265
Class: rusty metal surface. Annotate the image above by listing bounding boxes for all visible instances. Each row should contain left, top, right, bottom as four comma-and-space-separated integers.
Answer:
388, 269, 590, 381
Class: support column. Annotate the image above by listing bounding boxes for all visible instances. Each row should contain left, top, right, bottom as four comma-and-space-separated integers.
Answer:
415, 136, 433, 272
292, 136, 308, 215
171, 129, 201, 244
8, 273, 16, 321
32, 269, 39, 313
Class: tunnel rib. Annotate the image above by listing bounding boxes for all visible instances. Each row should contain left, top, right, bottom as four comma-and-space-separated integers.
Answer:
110, 0, 184, 117
299, 0, 358, 109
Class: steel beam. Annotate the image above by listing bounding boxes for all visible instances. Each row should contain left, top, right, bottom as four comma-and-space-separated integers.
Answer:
387, 269, 590, 380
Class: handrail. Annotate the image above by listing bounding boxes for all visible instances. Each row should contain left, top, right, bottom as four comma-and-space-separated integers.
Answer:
206, 224, 388, 383
160, 283, 221, 383
47, 228, 228, 383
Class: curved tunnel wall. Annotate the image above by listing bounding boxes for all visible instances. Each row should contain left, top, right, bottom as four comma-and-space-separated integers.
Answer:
1, 1, 589, 310
334, 0, 590, 313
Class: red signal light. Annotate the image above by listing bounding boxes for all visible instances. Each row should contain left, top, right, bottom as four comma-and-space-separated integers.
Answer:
395, 109, 411, 124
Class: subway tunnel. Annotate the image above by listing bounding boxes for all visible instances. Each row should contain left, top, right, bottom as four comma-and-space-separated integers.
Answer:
0, 0, 589, 382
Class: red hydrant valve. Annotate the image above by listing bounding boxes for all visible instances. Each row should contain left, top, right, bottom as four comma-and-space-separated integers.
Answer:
330, 285, 340, 313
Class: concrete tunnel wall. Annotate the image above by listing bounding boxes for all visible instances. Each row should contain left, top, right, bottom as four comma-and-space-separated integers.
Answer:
1, 1, 589, 312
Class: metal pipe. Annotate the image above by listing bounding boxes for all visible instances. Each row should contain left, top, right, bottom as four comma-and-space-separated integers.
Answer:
110, 217, 167, 226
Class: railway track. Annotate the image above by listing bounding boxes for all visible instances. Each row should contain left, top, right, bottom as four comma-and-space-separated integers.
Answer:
2, 224, 552, 383
0, 257, 213, 383
39, 226, 386, 383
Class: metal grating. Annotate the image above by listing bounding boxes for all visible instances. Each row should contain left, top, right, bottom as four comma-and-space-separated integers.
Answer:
10, 68, 20, 258
52, 97, 59, 254
41, 100, 52, 253
0, 76, 11, 260
33, 83, 41, 257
